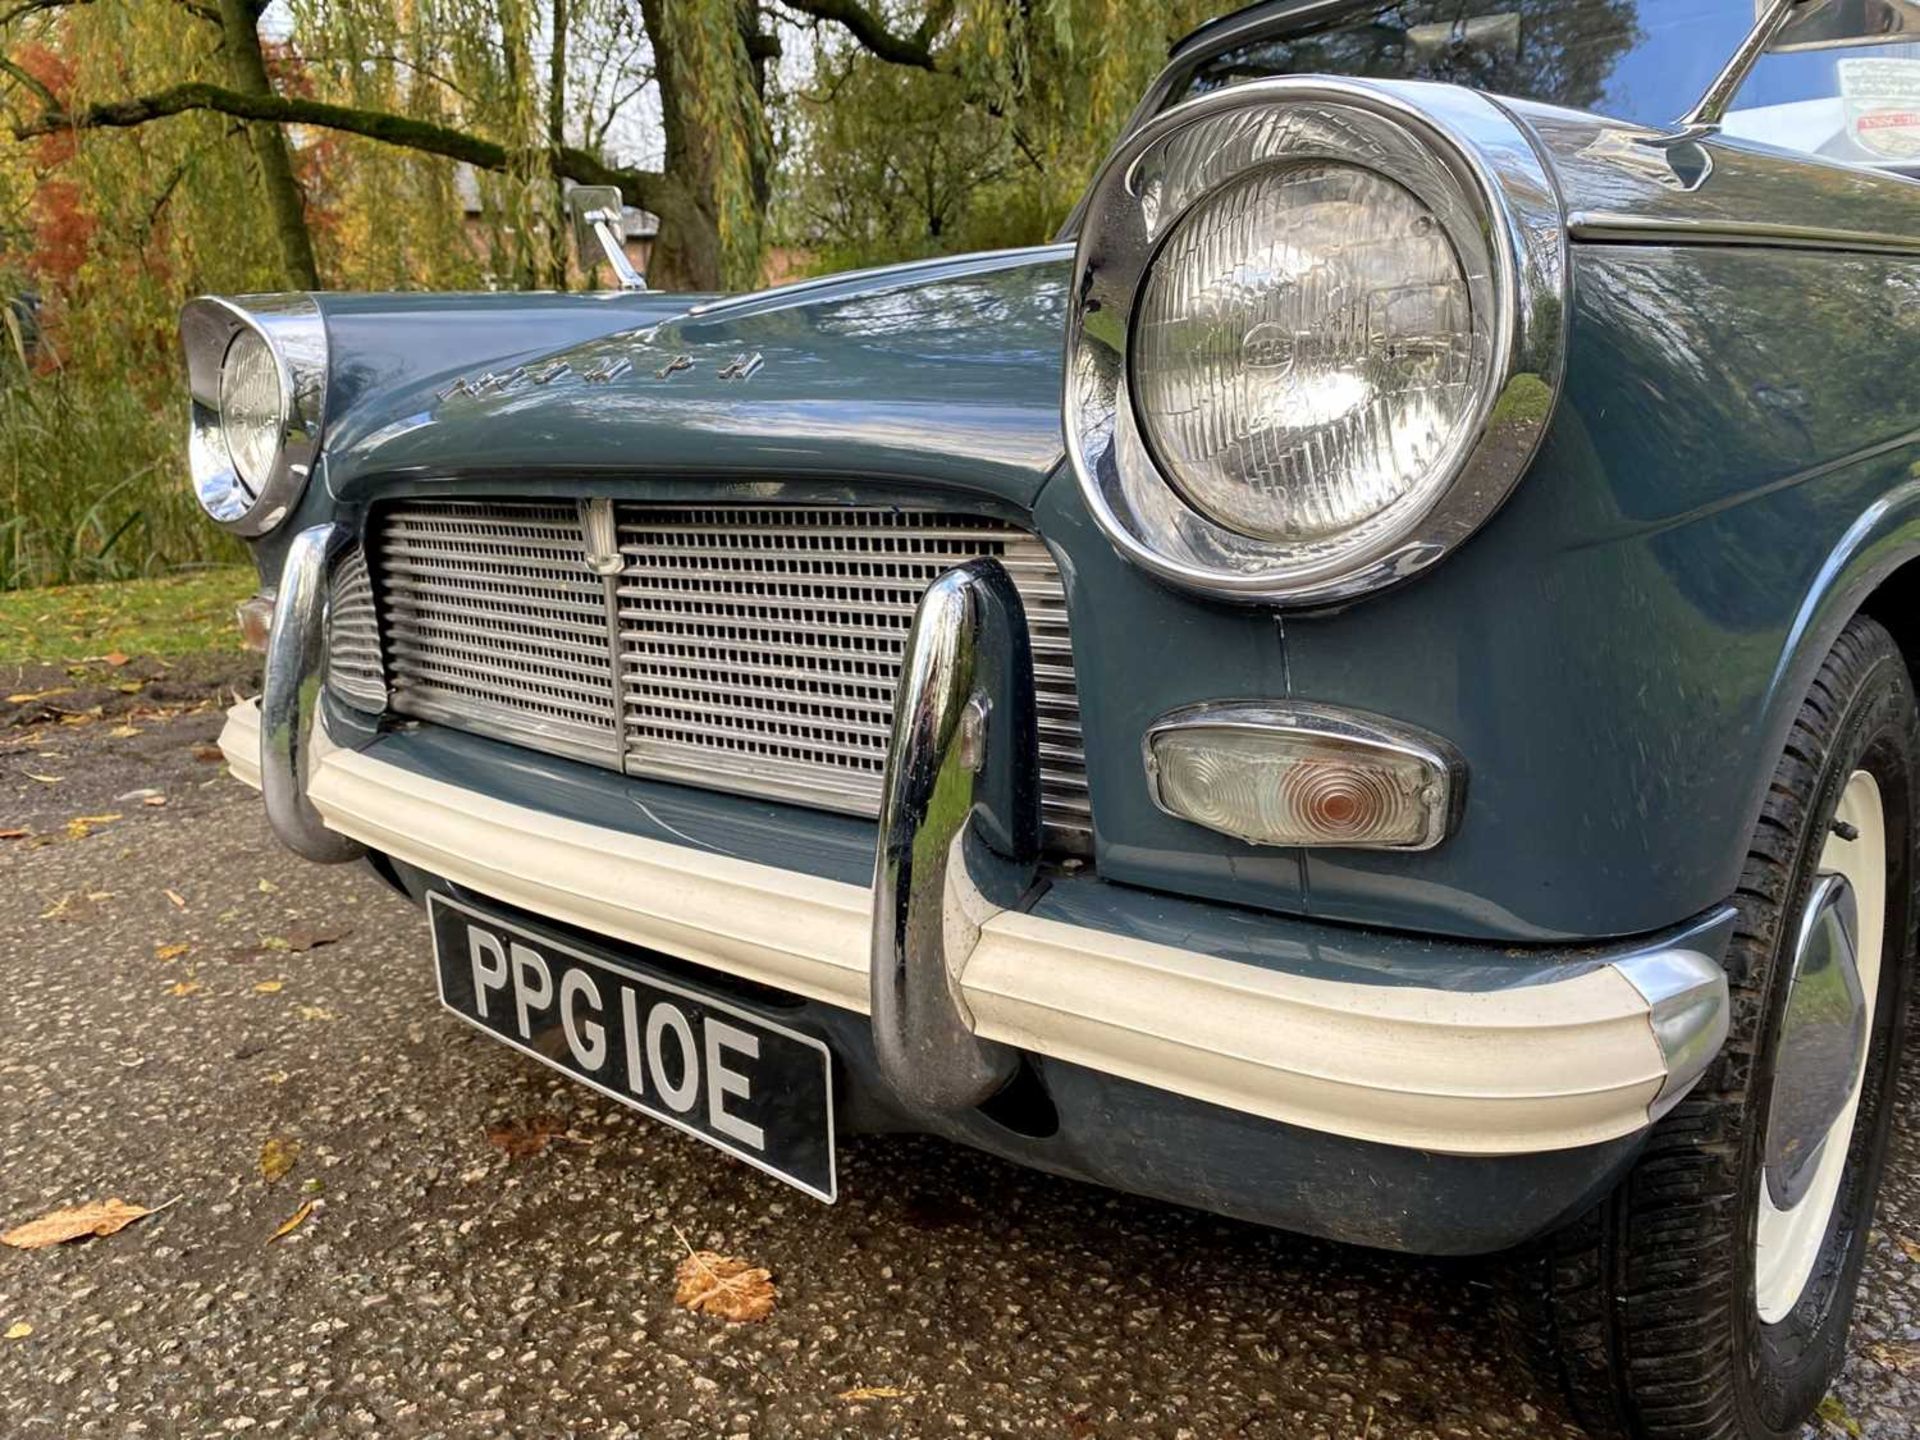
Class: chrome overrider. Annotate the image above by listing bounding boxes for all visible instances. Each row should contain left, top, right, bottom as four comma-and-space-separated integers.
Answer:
262, 523, 366, 864
870, 559, 1037, 1113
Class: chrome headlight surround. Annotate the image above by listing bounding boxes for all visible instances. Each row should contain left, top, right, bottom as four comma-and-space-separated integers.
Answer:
180, 294, 329, 537
1065, 79, 1567, 606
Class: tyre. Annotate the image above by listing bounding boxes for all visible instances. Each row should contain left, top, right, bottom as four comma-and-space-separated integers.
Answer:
1504, 613, 1917, 1439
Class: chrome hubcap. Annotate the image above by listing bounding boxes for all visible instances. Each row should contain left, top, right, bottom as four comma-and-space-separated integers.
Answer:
1753, 770, 1885, 1325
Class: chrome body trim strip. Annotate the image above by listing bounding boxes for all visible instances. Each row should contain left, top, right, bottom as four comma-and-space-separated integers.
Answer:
1569, 211, 1920, 258
261, 523, 366, 863
869, 559, 1035, 1112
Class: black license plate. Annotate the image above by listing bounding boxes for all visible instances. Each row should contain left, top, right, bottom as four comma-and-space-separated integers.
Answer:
429, 892, 837, 1202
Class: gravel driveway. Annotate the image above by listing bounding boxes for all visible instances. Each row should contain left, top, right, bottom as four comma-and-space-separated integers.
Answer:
3, 678, 1917, 1438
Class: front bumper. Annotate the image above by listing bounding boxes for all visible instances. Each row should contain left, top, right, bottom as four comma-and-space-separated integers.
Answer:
222, 532, 1734, 1251
221, 690, 1730, 1155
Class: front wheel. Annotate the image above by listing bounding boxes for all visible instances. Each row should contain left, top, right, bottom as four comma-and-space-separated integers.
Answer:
1505, 614, 1917, 1439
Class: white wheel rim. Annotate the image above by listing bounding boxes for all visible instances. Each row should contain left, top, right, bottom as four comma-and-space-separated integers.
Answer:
1753, 769, 1885, 1325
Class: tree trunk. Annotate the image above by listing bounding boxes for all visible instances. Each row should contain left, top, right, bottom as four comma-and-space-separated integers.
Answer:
216, 0, 319, 289
547, 0, 570, 290
637, 0, 724, 291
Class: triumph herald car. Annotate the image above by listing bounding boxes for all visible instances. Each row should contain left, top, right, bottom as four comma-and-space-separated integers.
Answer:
180, 1, 1920, 1434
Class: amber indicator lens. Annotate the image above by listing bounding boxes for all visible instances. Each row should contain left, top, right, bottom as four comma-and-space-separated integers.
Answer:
1147, 721, 1451, 850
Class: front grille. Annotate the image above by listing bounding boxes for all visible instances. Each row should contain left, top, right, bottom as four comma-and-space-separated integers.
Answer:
324, 546, 387, 712
359, 500, 1090, 850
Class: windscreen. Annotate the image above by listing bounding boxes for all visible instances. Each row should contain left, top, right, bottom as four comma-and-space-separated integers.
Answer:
1175, 0, 1920, 156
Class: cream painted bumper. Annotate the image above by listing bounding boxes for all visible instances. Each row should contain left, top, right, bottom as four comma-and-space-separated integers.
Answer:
218, 698, 1725, 1158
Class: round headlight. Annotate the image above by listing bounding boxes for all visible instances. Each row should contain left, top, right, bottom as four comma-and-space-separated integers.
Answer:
181, 295, 327, 536
1064, 80, 1566, 605
1132, 161, 1479, 549
218, 327, 285, 492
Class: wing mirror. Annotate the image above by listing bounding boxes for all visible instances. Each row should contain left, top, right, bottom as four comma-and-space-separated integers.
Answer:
1770, 0, 1920, 50
565, 184, 647, 291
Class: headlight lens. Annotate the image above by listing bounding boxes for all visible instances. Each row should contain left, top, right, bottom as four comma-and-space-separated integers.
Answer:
1132, 161, 1478, 547
218, 327, 285, 491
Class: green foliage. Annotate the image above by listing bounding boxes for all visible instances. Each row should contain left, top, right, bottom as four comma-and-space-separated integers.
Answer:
0, 564, 253, 662
779, 0, 1217, 272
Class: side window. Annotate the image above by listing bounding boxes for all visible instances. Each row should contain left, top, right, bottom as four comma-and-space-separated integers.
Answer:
1725, 41, 1920, 171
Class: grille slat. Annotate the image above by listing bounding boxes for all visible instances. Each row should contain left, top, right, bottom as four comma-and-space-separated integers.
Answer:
361, 501, 1090, 850
324, 548, 387, 712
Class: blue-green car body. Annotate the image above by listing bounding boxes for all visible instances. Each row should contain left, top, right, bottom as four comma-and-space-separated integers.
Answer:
201, 9, 1920, 1255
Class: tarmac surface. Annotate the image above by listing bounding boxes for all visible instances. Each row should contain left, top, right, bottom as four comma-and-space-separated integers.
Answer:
2, 662, 1917, 1438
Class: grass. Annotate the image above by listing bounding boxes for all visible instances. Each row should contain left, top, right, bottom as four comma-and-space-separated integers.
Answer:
0, 566, 256, 664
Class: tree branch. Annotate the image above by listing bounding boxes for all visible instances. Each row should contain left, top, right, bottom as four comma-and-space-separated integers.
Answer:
13, 81, 668, 211
0, 53, 56, 112
776, 0, 937, 69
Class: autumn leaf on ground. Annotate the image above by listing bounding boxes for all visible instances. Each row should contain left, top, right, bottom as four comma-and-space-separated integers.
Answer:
108, 725, 141, 739
65, 813, 121, 840
154, 942, 190, 961
672, 1234, 777, 1324
1866, 1340, 1920, 1371
282, 927, 348, 953
260, 1136, 299, 1183
101, 651, 129, 667
257, 878, 278, 894
1, 1198, 166, 1249
4, 1322, 30, 1340
296, 1005, 336, 1022
164, 890, 186, 909
0, 829, 27, 841
1897, 1234, 1920, 1263
268, 1201, 313, 1242
485, 1113, 570, 1160
166, 981, 200, 998
191, 744, 224, 763
254, 979, 284, 994
838, 1386, 906, 1402
7, 687, 73, 704
24, 772, 62, 784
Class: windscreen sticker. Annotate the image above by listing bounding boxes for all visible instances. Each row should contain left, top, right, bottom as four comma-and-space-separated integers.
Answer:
1839, 57, 1920, 160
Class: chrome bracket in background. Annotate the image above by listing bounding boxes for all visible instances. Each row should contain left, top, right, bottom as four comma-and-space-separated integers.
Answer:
870, 558, 1040, 1113
261, 522, 367, 864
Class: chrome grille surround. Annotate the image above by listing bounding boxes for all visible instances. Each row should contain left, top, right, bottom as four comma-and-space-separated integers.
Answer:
323, 545, 387, 712
369, 501, 1090, 850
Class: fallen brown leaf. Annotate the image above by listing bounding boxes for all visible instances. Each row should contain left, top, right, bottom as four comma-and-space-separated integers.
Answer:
142, 795, 167, 808
2, 1198, 159, 1249
107, 725, 141, 739
1899, 1235, 1920, 1263
190, 744, 224, 763
166, 981, 200, 998
164, 890, 186, 910
1866, 1340, 1920, 1372
154, 942, 191, 962
485, 1113, 569, 1160
269, 1201, 312, 1242
253, 979, 284, 994
101, 651, 129, 668
114, 681, 144, 695
838, 1386, 906, 1402
4, 1322, 30, 1340
672, 1238, 777, 1324
260, 1136, 299, 1184
7, 687, 73, 704
0, 829, 27, 841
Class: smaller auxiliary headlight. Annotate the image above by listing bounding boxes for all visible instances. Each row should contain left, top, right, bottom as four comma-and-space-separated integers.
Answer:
1144, 702, 1461, 850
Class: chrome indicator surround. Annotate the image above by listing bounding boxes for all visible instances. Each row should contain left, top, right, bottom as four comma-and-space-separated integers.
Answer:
1064, 77, 1568, 606
180, 294, 329, 537
1142, 699, 1465, 851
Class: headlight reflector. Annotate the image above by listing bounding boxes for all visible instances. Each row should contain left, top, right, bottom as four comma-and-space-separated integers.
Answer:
1133, 161, 1479, 550
218, 327, 285, 491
